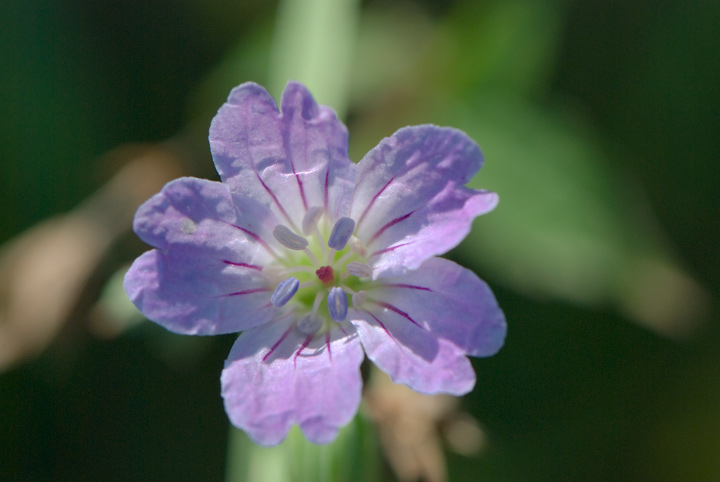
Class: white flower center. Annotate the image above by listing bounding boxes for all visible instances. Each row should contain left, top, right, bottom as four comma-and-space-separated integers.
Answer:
265, 207, 374, 335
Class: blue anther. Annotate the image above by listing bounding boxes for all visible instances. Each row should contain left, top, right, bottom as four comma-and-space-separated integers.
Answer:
273, 225, 309, 250
327, 287, 348, 322
270, 277, 300, 307
327, 217, 355, 250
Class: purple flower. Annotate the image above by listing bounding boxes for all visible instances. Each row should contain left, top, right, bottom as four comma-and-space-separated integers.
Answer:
124, 81, 506, 446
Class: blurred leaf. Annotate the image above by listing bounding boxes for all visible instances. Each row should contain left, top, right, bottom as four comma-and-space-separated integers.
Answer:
432, 0, 566, 97
350, 3, 436, 104
349, 0, 565, 116
187, 22, 275, 123
559, 0, 720, 289
441, 94, 708, 337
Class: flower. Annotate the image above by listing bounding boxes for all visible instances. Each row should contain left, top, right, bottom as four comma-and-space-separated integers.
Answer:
124, 81, 506, 446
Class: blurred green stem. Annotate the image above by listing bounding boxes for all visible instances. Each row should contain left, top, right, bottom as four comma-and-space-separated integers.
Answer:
268, 0, 361, 119
226, 415, 380, 482
225, 0, 364, 480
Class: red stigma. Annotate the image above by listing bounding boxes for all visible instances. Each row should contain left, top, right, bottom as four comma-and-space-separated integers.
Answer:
315, 266, 335, 284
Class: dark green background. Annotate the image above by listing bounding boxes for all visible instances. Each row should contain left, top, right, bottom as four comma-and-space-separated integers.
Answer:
1, 0, 718, 480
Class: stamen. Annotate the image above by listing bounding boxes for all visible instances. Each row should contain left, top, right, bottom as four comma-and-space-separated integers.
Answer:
270, 277, 300, 306
273, 225, 309, 250
335, 249, 356, 267
302, 247, 320, 266
311, 291, 324, 317
327, 287, 348, 322
274, 265, 316, 277
314, 224, 328, 257
327, 217, 355, 251
347, 236, 367, 257
346, 261, 373, 278
340, 284, 357, 295
352, 290, 367, 309
296, 314, 323, 335
301, 206, 323, 235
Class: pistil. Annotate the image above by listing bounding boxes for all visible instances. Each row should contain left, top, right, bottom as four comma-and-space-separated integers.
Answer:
315, 265, 335, 284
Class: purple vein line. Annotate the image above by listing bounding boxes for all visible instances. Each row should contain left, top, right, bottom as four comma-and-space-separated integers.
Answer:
223, 287, 269, 297
325, 332, 332, 362
368, 211, 414, 244
243, 119, 295, 228
263, 326, 294, 362
370, 241, 413, 258
294, 335, 314, 369
298, 128, 309, 210
293, 164, 308, 210
323, 167, 330, 214
282, 124, 308, 211
375, 301, 423, 329
254, 171, 295, 227
225, 222, 279, 259
222, 260, 263, 271
381, 283, 432, 292
364, 310, 401, 348
355, 177, 394, 229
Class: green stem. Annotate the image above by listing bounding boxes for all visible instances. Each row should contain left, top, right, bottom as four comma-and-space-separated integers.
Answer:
268, 0, 361, 120
225, 1, 365, 481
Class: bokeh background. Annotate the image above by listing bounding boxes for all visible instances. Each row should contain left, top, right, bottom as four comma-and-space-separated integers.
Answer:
1, 0, 719, 481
